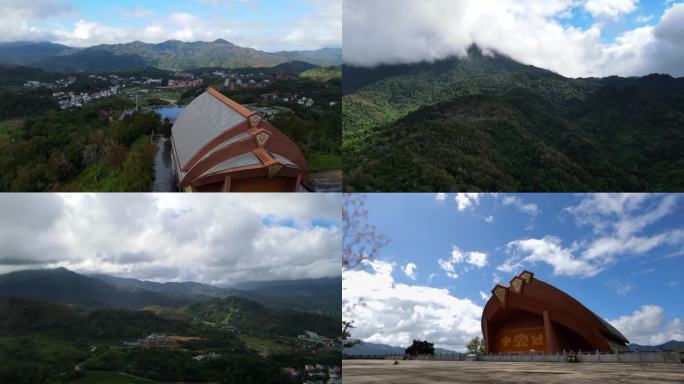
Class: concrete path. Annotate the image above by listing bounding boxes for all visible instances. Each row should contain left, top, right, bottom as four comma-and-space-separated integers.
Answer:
342, 360, 684, 383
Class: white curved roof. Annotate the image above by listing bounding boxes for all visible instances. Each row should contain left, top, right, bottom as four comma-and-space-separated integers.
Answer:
172, 91, 248, 168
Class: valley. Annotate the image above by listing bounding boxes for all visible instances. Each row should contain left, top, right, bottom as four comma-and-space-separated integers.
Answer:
0, 268, 342, 384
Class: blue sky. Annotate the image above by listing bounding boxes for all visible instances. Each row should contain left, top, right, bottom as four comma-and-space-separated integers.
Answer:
343, 193, 683, 350
557, 0, 674, 42
0, 0, 341, 51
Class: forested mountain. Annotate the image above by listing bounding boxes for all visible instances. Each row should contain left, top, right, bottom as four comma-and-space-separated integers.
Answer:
0, 40, 342, 72
230, 277, 342, 315
0, 268, 192, 310
343, 45, 684, 191
0, 268, 340, 316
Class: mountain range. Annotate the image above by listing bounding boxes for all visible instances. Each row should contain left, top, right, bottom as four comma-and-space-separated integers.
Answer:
343, 342, 458, 355
628, 340, 684, 351
343, 45, 684, 192
0, 40, 342, 72
0, 267, 340, 315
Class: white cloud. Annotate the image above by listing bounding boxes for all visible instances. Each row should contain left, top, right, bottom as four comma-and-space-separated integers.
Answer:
438, 246, 488, 278
503, 236, 601, 277
636, 14, 654, 23
502, 196, 540, 216
0, 0, 71, 42
402, 262, 417, 280
435, 193, 447, 201
566, 194, 683, 264
608, 305, 684, 345
479, 290, 491, 301
466, 251, 488, 268
484, 215, 494, 223
0, 194, 341, 285
343, 260, 483, 351
343, 0, 684, 77
499, 194, 684, 278
455, 193, 480, 211
0, 0, 341, 51
438, 258, 459, 279
605, 278, 634, 295
584, 0, 638, 20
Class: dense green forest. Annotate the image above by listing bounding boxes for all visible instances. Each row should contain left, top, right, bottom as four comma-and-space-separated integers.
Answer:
0, 292, 339, 383
342, 46, 684, 191
185, 297, 339, 338
0, 97, 170, 191
0, 298, 299, 384
219, 72, 342, 173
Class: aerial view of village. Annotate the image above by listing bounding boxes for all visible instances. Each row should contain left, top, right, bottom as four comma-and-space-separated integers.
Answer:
0, 57, 341, 192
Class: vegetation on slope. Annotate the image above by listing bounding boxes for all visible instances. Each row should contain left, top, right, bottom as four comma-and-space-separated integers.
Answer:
301, 66, 342, 82
0, 41, 342, 72
343, 46, 684, 191
183, 297, 339, 338
0, 99, 170, 191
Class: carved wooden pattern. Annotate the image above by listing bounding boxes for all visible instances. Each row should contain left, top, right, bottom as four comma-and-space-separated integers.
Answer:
249, 114, 262, 128
494, 286, 506, 305
256, 132, 269, 146
520, 271, 533, 283
511, 278, 523, 294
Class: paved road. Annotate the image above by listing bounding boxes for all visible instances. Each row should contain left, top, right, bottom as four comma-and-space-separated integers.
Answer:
152, 136, 178, 192
342, 360, 684, 383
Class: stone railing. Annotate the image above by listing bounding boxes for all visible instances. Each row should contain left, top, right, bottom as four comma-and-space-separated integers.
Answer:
344, 350, 683, 364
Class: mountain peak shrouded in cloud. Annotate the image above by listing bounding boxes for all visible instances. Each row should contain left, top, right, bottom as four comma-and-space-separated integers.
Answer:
343, 0, 684, 77
0, 0, 341, 52
0, 194, 341, 285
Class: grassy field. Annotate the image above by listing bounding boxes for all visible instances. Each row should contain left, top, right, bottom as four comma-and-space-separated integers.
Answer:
240, 335, 292, 354
69, 371, 159, 383
307, 152, 342, 172
124, 87, 184, 106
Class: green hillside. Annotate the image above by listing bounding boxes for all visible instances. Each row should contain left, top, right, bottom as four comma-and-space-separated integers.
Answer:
0, 40, 342, 72
343, 46, 684, 191
0, 268, 192, 310
0, 295, 333, 383
301, 66, 342, 82
183, 297, 339, 338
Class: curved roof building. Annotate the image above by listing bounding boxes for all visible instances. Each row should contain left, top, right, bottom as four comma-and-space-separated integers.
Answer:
482, 271, 629, 354
171, 87, 308, 192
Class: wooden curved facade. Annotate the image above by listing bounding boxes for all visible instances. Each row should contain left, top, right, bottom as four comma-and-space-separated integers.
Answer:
171, 87, 308, 192
482, 271, 629, 354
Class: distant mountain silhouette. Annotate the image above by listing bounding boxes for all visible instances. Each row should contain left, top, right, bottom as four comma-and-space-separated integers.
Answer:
0, 40, 341, 72
628, 340, 684, 351
0, 268, 340, 315
343, 341, 459, 355
0, 268, 191, 309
